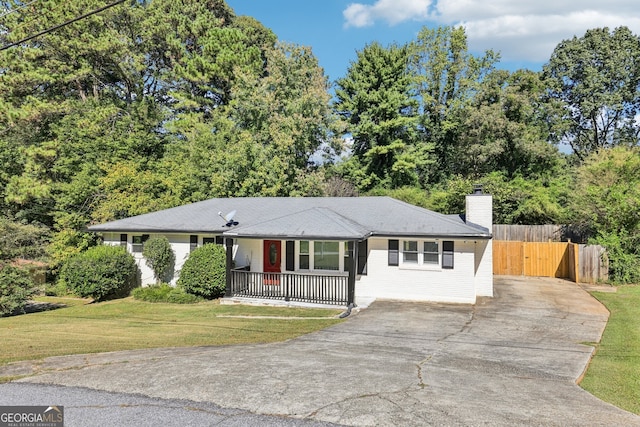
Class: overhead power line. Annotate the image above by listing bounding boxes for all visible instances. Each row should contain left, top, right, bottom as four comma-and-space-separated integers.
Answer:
0, 0, 128, 51
0, 0, 41, 20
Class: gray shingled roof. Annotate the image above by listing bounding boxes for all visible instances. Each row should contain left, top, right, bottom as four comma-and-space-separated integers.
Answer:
87, 197, 491, 240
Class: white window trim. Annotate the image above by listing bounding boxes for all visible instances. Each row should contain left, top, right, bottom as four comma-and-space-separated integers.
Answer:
296, 240, 346, 272
399, 239, 442, 271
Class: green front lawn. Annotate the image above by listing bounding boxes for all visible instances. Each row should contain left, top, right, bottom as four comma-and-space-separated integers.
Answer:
581, 285, 640, 415
0, 296, 343, 366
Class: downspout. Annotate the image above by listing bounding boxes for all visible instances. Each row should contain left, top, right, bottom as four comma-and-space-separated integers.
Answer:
339, 303, 354, 318
224, 237, 233, 298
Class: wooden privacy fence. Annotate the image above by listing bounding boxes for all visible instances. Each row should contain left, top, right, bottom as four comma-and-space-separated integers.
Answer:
493, 241, 608, 283
493, 224, 565, 242
492, 224, 588, 244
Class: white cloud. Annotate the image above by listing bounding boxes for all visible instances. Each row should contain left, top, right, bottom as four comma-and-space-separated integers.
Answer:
343, 0, 640, 64
343, 0, 432, 28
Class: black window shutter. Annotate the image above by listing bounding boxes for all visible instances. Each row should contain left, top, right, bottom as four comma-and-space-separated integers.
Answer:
142, 234, 150, 243
358, 240, 368, 274
442, 241, 454, 269
190, 235, 198, 252
388, 239, 399, 266
120, 234, 127, 247
285, 241, 295, 271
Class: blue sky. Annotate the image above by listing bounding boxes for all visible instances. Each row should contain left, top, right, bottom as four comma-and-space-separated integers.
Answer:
226, 0, 640, 83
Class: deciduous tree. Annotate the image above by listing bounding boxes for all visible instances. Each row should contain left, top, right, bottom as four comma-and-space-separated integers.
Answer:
410, 26, 498, 183
543, 26, 640, 159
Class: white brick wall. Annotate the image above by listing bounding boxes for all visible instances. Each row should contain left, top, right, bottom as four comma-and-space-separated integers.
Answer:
355, 237, 478, 304
466, 192, 494, 297
104, 230, 493, 302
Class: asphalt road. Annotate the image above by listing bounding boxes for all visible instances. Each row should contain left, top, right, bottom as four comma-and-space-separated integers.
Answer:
0, 382, 340, 426
2, 276, 639, 426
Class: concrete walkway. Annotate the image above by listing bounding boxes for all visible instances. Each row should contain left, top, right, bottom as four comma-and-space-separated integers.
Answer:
4, 276, 640, 426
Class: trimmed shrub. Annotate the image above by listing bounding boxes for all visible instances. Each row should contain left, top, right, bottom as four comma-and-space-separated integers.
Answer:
178, 243, 226, 299
59, 245, 139, 301
132, 283, 204, 304
142, 236, 175, 283
0, 264, 36, 316
44, 281, 70, 297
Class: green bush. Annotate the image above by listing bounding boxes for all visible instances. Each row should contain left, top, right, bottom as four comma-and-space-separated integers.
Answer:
142, 236, 175, 283
44, 281, 71, 297
132, 283, 204, 303
178, 243, 226, 299
59, 245, 139, 301
0, 264, 36, 316
594, 232, 640, 285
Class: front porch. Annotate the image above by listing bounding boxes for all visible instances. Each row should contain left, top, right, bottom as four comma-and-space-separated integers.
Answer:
227, 269, 350, 305
224, 238, 358, 307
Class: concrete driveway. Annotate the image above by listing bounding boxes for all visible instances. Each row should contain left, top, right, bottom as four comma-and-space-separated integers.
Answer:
4, 276, 640, 426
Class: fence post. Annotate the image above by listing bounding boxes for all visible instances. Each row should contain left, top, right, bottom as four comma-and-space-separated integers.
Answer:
572, 242, 579, 283
285, 274, 290, 302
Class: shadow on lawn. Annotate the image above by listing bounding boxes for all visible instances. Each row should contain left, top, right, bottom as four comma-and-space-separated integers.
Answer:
21, 301, 68, 314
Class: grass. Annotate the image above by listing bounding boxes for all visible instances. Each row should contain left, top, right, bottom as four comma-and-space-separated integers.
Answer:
0, 296, 344, 366
581, 285, 640, 415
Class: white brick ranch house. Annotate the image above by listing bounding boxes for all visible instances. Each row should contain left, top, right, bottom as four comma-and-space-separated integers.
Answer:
88, 188, 493, 306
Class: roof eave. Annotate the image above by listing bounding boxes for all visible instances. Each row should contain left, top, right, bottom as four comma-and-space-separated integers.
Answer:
222, 232, 368, 241
368, 232, 492, 240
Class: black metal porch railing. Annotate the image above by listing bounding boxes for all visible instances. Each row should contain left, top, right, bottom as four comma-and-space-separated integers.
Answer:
229, 270, 348, 305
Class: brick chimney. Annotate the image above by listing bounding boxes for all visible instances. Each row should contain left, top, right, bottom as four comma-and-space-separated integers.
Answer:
466, 184, 493, 297
466, 184, 492, 231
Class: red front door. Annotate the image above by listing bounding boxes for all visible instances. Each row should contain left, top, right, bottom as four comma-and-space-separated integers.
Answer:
263, 240, 281, 285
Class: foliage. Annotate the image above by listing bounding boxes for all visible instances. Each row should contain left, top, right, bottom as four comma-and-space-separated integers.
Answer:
458, 69, 563, 179
0, 0, 330, 264
582, 286, 640, 414
410, 26, 499, 183
367, 186, 430, 208
43, 280, 73, 297
593, 233, 640, 285
543, 26, 640, 159
0, 264, 36, 316
132, 283, 203, 304
59, 245, 138, 301
334, 41, 421, 190
178, 243, 226, 299
0, 218, 50, 261
142, 236, 176, 283
481, 172, 569, 224
423, 176, 474, 214
1, 1, 640, 289
570, 147, 640, 283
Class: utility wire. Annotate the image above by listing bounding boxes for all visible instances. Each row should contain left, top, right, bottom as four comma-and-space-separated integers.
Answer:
0, 0, 41, 20
0, 0, 127, 51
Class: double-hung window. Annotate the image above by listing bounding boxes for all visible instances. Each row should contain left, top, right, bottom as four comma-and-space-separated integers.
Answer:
299, 241, 310, 269
314, 241, 339, 271
395, 240, 452, 268
423, 241, 439, 265
403, 241, 419, 263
